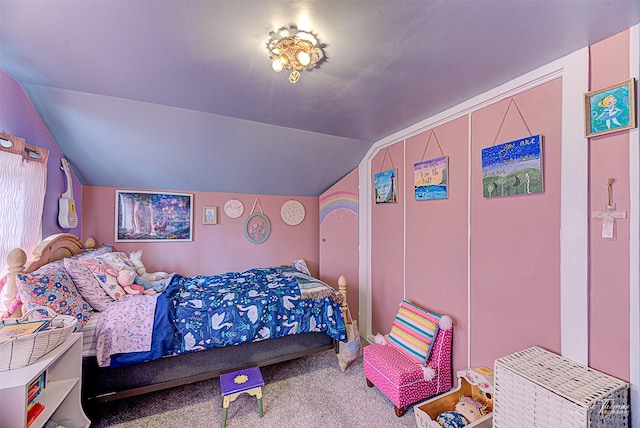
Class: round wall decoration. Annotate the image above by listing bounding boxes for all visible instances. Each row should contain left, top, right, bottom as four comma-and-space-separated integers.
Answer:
280, 200, 306, 226
223, 199, 244, 218
244, 213, 271, 244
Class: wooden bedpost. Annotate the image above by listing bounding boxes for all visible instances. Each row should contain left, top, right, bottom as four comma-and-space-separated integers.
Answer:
338, 275, 351, 324
337, 275, 355, 372
84, 237, 96, 250
3, 248, 27, 317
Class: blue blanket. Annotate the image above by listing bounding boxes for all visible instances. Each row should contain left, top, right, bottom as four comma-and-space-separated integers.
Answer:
109, 267, 346, 367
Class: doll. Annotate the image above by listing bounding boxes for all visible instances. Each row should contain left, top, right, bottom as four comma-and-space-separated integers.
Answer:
436, 396, 486, 428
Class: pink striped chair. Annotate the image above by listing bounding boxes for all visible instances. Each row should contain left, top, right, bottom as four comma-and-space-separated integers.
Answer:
364, 306, 453, 417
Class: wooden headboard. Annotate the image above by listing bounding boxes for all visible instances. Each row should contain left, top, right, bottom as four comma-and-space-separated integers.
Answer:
2, 233, 95, 317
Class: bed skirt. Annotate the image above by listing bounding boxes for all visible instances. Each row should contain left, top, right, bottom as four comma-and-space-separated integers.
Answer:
82, 332, 335, 408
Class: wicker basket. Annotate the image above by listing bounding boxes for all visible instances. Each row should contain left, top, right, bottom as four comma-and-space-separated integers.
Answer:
0, 306, 77, 371
494, 346, 629, 428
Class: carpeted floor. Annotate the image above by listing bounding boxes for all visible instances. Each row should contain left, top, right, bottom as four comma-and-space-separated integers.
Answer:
88, 349, 419, 427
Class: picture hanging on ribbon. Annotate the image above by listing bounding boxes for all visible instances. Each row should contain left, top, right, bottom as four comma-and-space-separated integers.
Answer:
414, 156, 448, 200
481, 134, 543, 198
374, 147, 398, 204
414, 129, 449, 201
244, 198, 271, 244
374, 169, 398, 204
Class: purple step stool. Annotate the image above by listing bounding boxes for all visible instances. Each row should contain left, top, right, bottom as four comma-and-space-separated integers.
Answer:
220, 366, 264, 428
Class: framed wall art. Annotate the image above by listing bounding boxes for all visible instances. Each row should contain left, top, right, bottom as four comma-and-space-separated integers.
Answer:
115, 190, 193, 242
482, 134, 543, 198
414, 156, 448, 201
281, 199, 306, 226
585, 78, 636, 137
374, 169, 398, 204
202, 206, 218, 225
223, 198, 244, 218
244, 198, 271, 244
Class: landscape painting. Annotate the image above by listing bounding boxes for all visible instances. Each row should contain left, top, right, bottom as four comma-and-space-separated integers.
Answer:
482, 135, 543, 198
414, 156, 448, 200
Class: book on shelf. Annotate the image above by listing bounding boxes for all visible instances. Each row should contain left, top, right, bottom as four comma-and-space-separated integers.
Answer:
26, 401, 45, 427
27, 371, 47, 404
0, 319, 51, 339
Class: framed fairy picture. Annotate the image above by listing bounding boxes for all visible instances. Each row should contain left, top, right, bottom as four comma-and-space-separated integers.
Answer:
585, 78, 636, 137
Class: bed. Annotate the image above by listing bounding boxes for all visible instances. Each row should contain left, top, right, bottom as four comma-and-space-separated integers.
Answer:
1, 233, 351, 411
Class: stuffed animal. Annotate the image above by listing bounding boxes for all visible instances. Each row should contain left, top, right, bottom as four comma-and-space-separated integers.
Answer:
116, 267, 145, 295
118, 266, 169, 295
129, 249, 171, 281
436, 396, 486, 428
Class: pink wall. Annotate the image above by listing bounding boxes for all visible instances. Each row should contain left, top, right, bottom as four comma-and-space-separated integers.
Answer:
364, 28, 636, 383
0, 70, 83, 236
404, 116, 470, 376
82, 186, 321, 278
588, 30, 631, 380
370, 142, 406, 335
470, 79, 563, 366
319, 168, 360, 318
368, 79, 563, 375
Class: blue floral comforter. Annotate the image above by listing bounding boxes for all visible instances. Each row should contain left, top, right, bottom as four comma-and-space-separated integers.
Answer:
107, 267, 347, 367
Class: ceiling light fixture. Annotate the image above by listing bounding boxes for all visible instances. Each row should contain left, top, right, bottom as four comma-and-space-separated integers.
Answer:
267, 27, 324, 84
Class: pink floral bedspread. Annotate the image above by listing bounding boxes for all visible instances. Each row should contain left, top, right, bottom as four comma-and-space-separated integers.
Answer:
95, 294, 158, 367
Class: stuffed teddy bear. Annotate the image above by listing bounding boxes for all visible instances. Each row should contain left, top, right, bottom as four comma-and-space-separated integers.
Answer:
436, 396, 486, 428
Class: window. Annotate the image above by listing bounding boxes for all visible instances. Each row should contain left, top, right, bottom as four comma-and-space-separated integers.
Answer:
0, 132, 48, 312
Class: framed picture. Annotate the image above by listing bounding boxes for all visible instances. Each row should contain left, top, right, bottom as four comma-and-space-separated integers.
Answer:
203, 206, 218, 224
244, 213, 271, 244
374, 168, 398, 204
115, 190, 193, 242
482, 134, 543, 198
414, 156, 448, 200
585, 78, 636, 137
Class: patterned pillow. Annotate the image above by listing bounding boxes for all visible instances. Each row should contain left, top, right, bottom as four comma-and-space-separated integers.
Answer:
387, 300, 442, 365
64, 257, 114, 311
78, 255, 127, 300
292, 259, 311, 275
100, 252, 136, 273
16, 260, 93, 330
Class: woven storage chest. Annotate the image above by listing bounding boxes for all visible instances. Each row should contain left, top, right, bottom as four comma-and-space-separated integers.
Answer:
494, 346, 629, 428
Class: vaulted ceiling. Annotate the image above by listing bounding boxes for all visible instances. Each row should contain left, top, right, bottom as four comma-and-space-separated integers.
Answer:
1, 1, 639, 196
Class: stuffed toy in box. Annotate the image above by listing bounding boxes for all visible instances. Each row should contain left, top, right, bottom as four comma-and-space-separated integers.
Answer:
415, 367, 494, 428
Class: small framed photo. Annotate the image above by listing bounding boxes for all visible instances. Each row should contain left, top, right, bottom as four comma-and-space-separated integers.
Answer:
203, 206, 218, 224
585, 78, 636, 137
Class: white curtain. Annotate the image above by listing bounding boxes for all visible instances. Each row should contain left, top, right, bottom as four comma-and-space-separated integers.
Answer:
0, 132, 48, 311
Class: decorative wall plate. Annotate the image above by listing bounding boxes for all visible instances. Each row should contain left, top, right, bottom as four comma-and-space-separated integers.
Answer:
224, 199, 244, 218
244, 213, 271, 244
280, 200, 305, 226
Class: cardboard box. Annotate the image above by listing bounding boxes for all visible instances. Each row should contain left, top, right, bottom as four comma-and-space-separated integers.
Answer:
415, 367, 494, 428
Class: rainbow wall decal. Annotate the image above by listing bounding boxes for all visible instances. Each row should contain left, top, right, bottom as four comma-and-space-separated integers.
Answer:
319, 190, 359, 224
